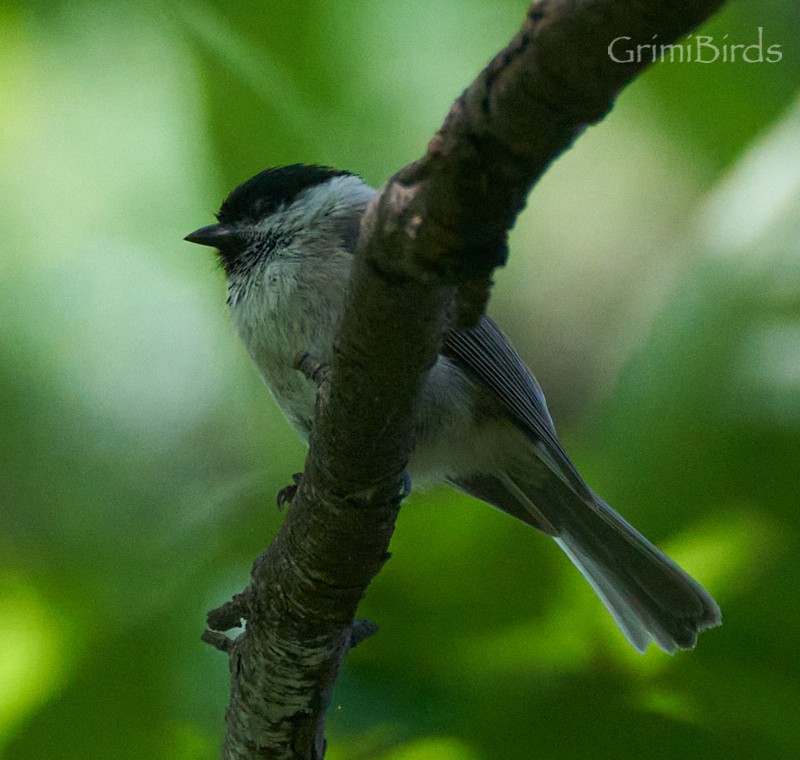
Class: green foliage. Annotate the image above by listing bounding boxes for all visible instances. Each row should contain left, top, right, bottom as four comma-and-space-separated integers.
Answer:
1, 1, 798, 758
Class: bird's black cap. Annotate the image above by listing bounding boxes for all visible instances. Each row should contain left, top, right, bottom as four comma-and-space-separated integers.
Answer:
216, 164, 352, 225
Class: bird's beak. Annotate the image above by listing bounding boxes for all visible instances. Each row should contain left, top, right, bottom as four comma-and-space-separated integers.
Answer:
184, 224, 238, 248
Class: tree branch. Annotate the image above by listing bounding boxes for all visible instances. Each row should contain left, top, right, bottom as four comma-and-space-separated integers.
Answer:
208, 1, 725, 758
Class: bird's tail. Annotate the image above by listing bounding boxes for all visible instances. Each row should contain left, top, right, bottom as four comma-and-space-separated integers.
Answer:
553, 492, 720, 653
455, 471, 721, 653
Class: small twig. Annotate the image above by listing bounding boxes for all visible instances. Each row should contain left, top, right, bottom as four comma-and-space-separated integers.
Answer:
207, 590, 251, 632
349, 619, 379, 650
202, 630, 235, 653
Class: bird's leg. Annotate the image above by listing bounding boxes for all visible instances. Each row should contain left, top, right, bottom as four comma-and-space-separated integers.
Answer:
277, 472, 304, 511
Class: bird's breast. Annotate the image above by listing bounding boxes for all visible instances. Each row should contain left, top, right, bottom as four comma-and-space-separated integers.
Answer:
229, 259, 341, 440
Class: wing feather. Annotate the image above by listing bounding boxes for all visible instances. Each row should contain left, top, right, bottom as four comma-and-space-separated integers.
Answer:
442, 316, 589, 498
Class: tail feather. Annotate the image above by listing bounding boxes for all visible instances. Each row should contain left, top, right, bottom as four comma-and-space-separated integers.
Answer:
554, 535, 654, 652
451, 472, 721, 653
551, 491, 721, 653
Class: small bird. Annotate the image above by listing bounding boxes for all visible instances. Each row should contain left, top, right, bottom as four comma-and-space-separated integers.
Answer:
186, 164, 721, 654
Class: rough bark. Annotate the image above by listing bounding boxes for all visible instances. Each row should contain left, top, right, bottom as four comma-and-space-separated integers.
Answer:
206, 1, 726, 757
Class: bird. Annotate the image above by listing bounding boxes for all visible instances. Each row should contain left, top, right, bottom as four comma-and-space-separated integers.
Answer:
186, 163, 721, 654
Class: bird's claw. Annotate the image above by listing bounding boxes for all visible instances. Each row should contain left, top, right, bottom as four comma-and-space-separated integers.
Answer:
277, 472, 304, 511
400, 472, 412, 499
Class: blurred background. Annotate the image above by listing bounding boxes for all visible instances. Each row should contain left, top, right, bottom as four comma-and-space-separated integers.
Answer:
1, 1, 799, 758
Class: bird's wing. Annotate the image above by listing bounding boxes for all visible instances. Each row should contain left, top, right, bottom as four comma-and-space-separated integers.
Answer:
443, 317, 723, 655
442, 316, 590, 498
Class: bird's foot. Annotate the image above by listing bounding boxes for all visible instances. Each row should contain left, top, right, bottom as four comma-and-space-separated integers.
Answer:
277, 472, 304, 511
